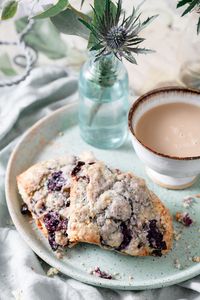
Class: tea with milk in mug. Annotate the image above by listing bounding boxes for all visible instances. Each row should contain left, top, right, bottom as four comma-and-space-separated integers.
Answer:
135, 103, 200, 157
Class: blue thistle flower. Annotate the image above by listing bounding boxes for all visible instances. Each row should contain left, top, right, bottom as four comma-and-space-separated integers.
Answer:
79, 0, 158, 64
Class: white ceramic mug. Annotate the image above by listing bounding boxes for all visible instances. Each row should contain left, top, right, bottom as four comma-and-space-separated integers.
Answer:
128, 87, 200, 190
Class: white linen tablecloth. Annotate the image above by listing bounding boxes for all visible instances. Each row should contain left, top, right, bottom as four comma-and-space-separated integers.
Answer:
0, 66, 200, 300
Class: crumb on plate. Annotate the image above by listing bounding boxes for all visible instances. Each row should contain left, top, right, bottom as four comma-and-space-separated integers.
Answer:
90, 266, 113, 280
192, 256, 200, 263
173, 230, 182, 241
182, 196, 197, 208
55, 250, 64, 259
174, 258, 181, 270
175, 212, 193, 226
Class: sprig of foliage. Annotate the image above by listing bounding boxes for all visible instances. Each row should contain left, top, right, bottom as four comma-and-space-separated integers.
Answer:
79, 0, 158, 64
34, 0, 69, 19
51, 6, 90, 40
177, 0, 200, 34
0, 0, 83, 20
0, 0, 157, 63
1, 0, 18, 20
15, 17, 68, 59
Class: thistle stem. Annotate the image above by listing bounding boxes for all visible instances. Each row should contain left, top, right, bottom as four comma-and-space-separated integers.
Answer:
87, 54, 117, 126
88, 91, 103, 126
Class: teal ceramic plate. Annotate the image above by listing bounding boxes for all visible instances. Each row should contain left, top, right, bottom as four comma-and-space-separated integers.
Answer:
6, 102, 200, 290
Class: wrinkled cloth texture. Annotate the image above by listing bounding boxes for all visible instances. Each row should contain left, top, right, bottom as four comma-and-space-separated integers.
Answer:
0, 66, 200, 300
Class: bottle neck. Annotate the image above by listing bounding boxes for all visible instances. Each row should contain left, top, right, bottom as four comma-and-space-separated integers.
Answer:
88, 52, 121, 87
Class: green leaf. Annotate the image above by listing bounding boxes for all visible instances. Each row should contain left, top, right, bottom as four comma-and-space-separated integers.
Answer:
128, 37, 145, 45
78, 18, 99, 39
90, 43, 104, 51
197, 17, 200, 34
177, 0, 192, 8
88, 0, 117, 48
69, 4, 91, 22
51, 8, 90, 39
128, 47, 155, 54
93, 0, 117, 23
1, 0, 18, 20
141, 14, 159, 29
115, 0, 122, 24
15, 17, 67, 59
182, 0, 199, 16
122, 52, 137, 64
0, 53, 17, 76
34, 0, 69, 19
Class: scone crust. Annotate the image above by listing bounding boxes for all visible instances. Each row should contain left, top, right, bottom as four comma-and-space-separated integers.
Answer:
17, 155, 76, 198
68, 163, 173, 257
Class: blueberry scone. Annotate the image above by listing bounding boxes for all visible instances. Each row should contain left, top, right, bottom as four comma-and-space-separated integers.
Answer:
17, 153, 95, 251
17, 155, 173, 257
68, 161, 173, 256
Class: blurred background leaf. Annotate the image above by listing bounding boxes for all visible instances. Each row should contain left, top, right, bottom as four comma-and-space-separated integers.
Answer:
0, 53, 17, 76
15, 18, 68, 60
81, 0, 85, 7
1, 0, 18, 20
51, 7, 90, 39
177, 0, 193, 8
34, 0, 69, 19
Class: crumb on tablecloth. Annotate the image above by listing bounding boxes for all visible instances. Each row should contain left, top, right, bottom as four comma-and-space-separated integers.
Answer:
12, 289, 23, 300
47, 267, 59, 277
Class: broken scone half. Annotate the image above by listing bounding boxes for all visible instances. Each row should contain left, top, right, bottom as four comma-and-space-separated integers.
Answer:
17, 153, 95, 251
68, 161, 173, 256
